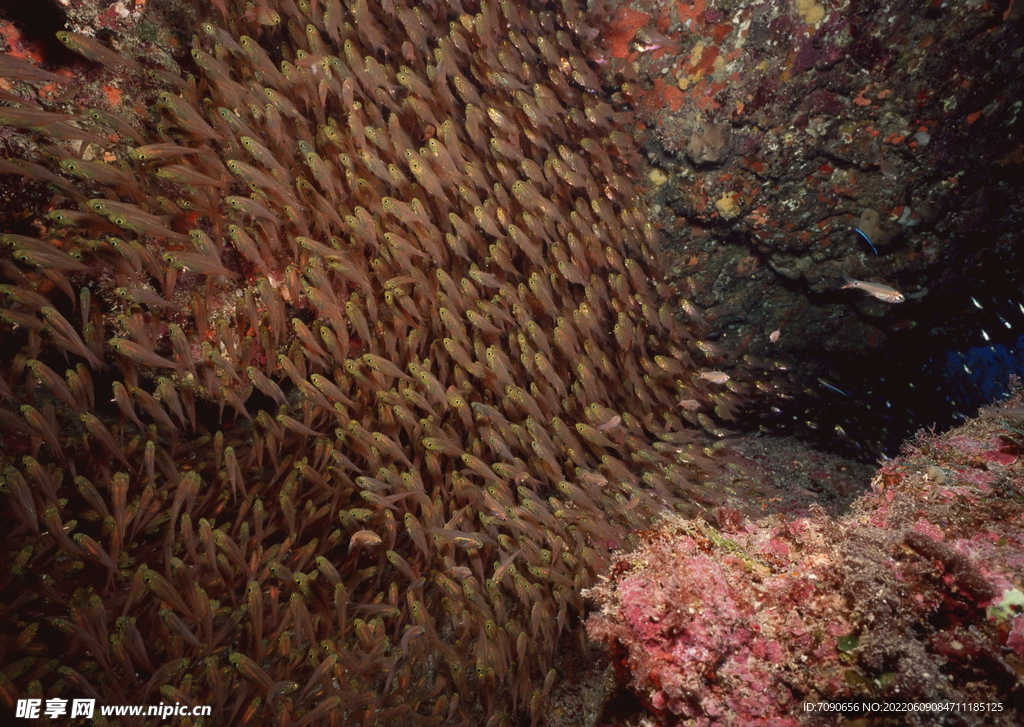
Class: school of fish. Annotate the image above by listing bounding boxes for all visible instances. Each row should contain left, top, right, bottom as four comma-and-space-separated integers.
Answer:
0, 1, 754, 724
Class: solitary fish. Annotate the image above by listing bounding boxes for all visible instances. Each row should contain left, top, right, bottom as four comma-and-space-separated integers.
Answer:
841, 275, 905, 303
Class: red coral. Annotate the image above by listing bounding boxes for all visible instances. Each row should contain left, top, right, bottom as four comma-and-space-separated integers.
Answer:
587, 405, 1024, 726
587, 519, 849, 725
604, 8, 651, 60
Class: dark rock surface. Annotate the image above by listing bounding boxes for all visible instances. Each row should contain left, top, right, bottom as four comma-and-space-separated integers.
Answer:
605, 0, 1024, 452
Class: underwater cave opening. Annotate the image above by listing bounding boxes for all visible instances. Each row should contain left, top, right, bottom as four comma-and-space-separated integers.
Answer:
752, 262, 1024, 463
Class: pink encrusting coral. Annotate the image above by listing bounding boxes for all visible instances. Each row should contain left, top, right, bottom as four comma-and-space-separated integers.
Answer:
586, 398, 1024, 725
587, 515, 851, 725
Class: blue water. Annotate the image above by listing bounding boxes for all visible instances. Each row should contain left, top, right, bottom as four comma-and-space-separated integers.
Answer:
942, 336, 1024, 410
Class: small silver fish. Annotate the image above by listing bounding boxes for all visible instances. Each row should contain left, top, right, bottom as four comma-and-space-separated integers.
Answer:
841, 276, 905, 303
817, 377, 851, 396
697, 371, 730, 384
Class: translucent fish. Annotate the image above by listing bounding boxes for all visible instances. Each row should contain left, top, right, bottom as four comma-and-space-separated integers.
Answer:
84, 108, 146, 144
349, 529, 382, 550
0, 106, 74, 128
225, 195, 278, 222
109, 337, 181, 370
154, 163, 229, 188
57, 31, 140, 70
0, 52, 68, 84
59, 158, 136, 188
841, 275, 905, 303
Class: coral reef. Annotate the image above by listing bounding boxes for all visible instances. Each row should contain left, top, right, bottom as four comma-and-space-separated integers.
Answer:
0, 0, 763, 724
586, 396, 1024, 726
593, 0, 1024, 456
604, 0, 1024, 357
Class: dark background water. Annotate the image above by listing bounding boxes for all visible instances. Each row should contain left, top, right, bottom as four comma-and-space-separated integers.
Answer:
761, 266, 1024, 460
